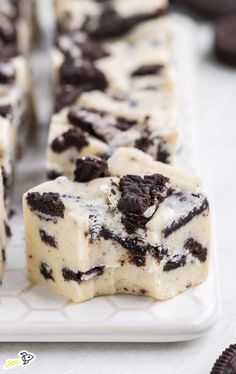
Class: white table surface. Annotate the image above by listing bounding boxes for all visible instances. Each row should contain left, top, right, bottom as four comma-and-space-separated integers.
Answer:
0, 18, 236, 374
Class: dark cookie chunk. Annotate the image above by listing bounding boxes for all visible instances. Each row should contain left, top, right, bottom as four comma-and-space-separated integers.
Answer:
163, 198, 209, 238
47, 170, 62, 180
99, 227, 167, 267
26, 192, 65, 219
132, 64, 164, 77
74, 156, 108, 182
40, 262, 55, 281
78, 39, 109, 61
178, 0, 236, 18
51, 129, 89, 153
118, 174, 170, 215
39, 229, 58, 249
163, 256, 186, 271
4, 220, 12, 238
62, 267, 80, 282
1, 166, 11, 202
0, 22, 17, 44
87, 5, 168, 40
62, 266, 104, 283
57, 35, 109, 61
0, 105, 12, 119
184, 238, 207, 262
135, 130, 153, 153
0, 62, 15, 84
68, 107, 107, 142
2, 248, 6, 263
211, 344, 236, 374
157, 141, 170, 164
118, 174, 171, 233
215, 15, 236, 67
114, 117, 137, 131
54, 85, 83, 113
135, 132, 170, 164
59, 59, 108, 91
0, 45, 18, 60
68, 107, 137, 141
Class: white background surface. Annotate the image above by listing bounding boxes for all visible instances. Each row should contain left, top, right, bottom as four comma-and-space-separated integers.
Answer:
0, 17, 235, 374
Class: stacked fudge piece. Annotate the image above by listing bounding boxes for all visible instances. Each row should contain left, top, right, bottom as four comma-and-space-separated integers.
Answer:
23, 148, 210, 302
22, 0, 211, 302
0, 0, 33, 282
47, 0, 178, 179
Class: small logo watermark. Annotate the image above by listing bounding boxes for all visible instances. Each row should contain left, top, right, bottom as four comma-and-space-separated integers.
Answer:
3, 350, 36, 370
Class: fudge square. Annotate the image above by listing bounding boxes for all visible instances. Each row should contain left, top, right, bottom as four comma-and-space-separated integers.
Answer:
23, 148, 210, 303
47, 89, 178, 180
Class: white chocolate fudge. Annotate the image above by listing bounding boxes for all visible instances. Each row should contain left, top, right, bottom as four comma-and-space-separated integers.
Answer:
53, 0, 170, 41
52, 0, 173, 112
23, 148, 210, 303
0, 57, 30, 137
47, 89, 178, 179
0, 56, 32, 209
0, 169, 8, 284
53, 35, 175, 100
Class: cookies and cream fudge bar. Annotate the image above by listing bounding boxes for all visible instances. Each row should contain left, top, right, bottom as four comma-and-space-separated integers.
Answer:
0, 0, 33, 157
51, 0, 173, 111
52, 33, 175, 110
0, 55, 32, 161
0, 54, 32, 206
47, 88, 178, 179
23, 147, 210, 303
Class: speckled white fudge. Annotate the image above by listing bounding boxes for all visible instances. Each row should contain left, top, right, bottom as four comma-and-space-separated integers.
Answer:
0, 56, 32, 206
23, 148, 210, 303
0, 57, 31, 147
0, 0, 33, 158
53, 0, 170, 40
52, 33, 175, 101
47, 89, 178, 179
51, 0, 173, 112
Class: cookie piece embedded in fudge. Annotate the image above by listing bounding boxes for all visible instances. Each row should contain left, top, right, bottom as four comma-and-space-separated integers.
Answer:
47, 89, 177, 179
24, 147, 210, 303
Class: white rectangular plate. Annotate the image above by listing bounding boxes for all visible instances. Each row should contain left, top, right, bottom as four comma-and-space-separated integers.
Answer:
0, 14, 220, 342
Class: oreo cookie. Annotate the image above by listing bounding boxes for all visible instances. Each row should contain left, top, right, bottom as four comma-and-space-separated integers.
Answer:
131, 64, 164, 77
26, 192, 65, 219
215, 15, 236, 67
74, 156, 108, 182
54, 85, 82, 113
118, 174, 172, 233
211, 344, 236, 373
59, 59, 108, 91
51, 129, 89, 153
